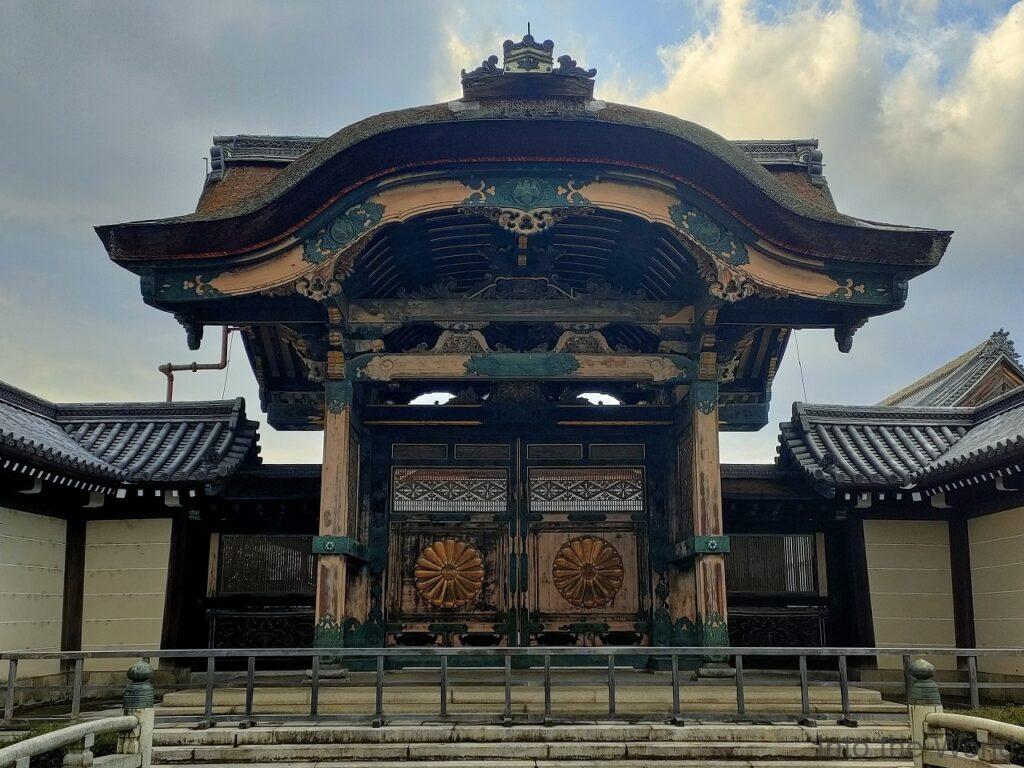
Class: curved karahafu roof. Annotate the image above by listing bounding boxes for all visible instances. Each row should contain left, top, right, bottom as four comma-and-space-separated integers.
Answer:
92, 34, 953, 430
0, 380, 260, 491
95, 34, 949, 269
96, 102, 949, 268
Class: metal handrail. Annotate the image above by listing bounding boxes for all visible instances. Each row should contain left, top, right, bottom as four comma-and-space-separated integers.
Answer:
6, 645, 1024, 659
0, 715, 138, 767
4, 646, 1024, 728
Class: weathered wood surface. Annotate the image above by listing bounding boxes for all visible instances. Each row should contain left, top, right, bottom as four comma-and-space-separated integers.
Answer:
315, 406, 351, 626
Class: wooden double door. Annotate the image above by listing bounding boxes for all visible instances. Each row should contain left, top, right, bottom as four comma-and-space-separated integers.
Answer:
385, 439, 651, 647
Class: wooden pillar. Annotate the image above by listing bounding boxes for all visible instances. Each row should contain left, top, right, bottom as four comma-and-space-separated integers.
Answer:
314, 380, 353, 646
949, 517, 976, 650
60, 517, 86, 661
689, 382, 728, 639
667, 380, 729, 648
687, 380, 728, 644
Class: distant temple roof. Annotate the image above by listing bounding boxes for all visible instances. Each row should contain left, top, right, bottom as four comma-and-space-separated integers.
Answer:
879, 330, 1024, 407
779, 331, 1024, 496
0, 381, 260, 491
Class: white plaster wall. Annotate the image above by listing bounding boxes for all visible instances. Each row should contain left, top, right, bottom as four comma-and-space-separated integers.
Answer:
969, 506, 1024, 676
0, 507, 66, 680
82, 518, 171, 671
863, 519, 957, 669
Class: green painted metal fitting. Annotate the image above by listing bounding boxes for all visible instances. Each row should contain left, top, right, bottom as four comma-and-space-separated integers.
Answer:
123, 660, 154, 709
693, 535, 730, 555
312, 535, 368, 561
908, 658, 942, 706
669, 535, 731, 564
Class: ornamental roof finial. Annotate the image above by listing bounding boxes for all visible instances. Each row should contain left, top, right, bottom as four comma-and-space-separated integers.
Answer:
460, 32, 597, 100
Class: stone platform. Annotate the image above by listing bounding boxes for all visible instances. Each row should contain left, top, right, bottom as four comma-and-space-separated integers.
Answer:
157, 669, 905, 719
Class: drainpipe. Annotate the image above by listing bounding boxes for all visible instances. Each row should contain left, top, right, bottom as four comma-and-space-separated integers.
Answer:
159, 326, 235, 402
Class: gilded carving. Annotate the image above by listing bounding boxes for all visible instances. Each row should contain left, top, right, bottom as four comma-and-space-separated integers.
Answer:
295, 272, 341, 302
554, 330, 611, 354
829, 277, 868, 300
552, 536, 625, 608
182, 275, 218, 297
414, 539, 485, 609
433, 330, 489, 354
703, 262, 757, 303
459, 175, 593, 236
465, 205, 591, 235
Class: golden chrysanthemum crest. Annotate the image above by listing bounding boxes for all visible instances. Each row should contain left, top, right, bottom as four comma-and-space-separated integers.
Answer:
414, 538, 485, 609
552, 535, 624, 608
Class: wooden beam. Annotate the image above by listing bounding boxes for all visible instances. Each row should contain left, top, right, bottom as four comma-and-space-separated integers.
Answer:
344, 298, 694, 327
348, 352, 695, 383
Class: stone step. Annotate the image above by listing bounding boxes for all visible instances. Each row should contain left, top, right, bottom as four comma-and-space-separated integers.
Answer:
153, 723, 913, 747
152, 739, 915, 763
153, 762, 915, 768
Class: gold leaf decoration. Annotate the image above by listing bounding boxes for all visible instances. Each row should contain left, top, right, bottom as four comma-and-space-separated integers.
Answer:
552, 535, 624, 608
414, 538, 485, 609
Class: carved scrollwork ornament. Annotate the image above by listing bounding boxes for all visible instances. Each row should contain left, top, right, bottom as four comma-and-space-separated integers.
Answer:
432, 330, 490, 354
460, 204, 593, 236
295, 273, 342, 302
703, 262, 757, 303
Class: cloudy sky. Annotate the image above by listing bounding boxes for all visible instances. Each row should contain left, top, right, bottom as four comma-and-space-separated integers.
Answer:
1, 0, 1022, 464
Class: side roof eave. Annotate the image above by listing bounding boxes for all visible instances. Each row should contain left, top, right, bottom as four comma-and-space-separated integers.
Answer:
0, 380, 261, 488
777, 401, 973, 494
95, 100, 951, 270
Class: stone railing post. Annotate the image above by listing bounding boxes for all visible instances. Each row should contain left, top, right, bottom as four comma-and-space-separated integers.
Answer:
908, 659, 944, 768
61, 734, 93, 768
117, 661, 155, 768
976, 729, 1011, 764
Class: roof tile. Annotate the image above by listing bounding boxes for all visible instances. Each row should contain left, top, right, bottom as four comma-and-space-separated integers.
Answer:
0, 380, 260, 487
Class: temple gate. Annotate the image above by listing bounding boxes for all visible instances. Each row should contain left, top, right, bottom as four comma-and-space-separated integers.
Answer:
96, 33, 950, 657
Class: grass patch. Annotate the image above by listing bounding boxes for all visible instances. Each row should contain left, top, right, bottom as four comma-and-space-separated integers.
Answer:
946, 706, 1024, 763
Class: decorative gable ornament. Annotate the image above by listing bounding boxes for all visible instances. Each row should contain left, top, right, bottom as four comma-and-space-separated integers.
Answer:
503, 34, 555, 72
461, 34, 597, 100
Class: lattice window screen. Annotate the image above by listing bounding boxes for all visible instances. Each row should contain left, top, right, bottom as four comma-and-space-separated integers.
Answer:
391, 468, 508, 512
217, 534, 316, 595
528, 467, 644, 512
727, 534, 817, 594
